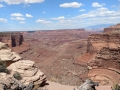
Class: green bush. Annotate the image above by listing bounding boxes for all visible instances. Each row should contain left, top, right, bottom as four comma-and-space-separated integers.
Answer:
13, 71, 22, 80
0, 61, 10, 74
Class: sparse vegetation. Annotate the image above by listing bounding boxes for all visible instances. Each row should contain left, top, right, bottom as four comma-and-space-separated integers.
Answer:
0, 60, 10, 74
111, 84, 120, 90
13, 71, 22, 80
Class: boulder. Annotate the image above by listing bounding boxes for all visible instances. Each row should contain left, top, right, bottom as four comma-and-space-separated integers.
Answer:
0, 42, 22, 62
0, 42, 8, 49
74, 79, 99, 90
7, 60, 46, 85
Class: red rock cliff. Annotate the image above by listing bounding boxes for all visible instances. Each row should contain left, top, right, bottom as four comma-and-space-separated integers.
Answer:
0, 32, 24, 47
86, 24, 120, 69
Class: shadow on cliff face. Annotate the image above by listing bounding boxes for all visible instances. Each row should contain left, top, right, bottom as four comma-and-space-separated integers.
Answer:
11, 36, 16, 47
11, 33, 24, 47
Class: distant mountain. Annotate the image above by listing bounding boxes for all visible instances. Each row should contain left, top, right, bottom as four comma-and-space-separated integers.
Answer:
85, 24, 114, 31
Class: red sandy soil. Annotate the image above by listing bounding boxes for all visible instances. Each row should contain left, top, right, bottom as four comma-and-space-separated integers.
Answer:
75, 53, 96, 65
18, 29, 120, 87
20, 30, 97, 85
12, 42, 30, 54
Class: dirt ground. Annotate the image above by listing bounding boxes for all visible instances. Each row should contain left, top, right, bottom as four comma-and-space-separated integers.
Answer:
20, 30, 95, 85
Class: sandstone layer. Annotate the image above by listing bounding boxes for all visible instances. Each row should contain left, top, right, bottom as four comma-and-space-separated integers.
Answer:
0, 42, 46, 87
75, 24, 120, 86
20, 29, 97, 85
0, 32, 24, 47
7, 60, 46, 85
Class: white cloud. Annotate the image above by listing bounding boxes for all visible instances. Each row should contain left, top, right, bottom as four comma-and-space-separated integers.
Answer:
0, 4, 5, 8
75, 7, 118, 19
0, 18, 7, 22
36, 19, 53, 24
11, 17, 25, 20
0, 0, 44, 4
92, 2, 105, 7
60, 2, 83, 8
79, 9, 86, 12
11, 13, 23, 17
52, 16, 65, 20
26, 14, 33, 17
42, 12, 46, 14
19, 21, 25, 24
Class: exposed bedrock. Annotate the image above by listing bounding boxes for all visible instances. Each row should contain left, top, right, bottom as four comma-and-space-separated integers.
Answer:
75, 24, 120, 86
11, 33, 24, 47
0, 42, 46, 89
0, 32, 24, 47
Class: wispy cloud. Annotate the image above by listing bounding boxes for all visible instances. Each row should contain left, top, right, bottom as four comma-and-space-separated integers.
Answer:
79, 9, 86, 12
60, 2, 83, 8
0, 18, 7, 23
1, 0, 44, 5
11, 17, 25, 20
36, 19, 53, 24
92, 2, 105, 7
11, 13, 23, 17
26, 14, 33, 18
42, 12, 46, 14
75, 7, 117, 19
51, 16, 65, 20
0, 4, 5, 8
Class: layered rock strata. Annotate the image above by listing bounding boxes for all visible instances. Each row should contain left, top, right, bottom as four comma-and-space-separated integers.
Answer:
75, 24, 120, 85
86, 25, 120, 85
0, 42, 46, 88
0, 32, 24, 47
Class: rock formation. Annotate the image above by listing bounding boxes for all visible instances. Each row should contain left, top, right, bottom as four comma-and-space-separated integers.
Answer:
0, 42, 22, 66
74, 79, 99, 90
87, 25, 120, 69
75, 24, 120, 86
7, 60, 46, 85
11, 33, 24, 47
104, 23, 120, 33
0, 42, 46, 89
0, 32, 24, 47
87, 24, 120, 85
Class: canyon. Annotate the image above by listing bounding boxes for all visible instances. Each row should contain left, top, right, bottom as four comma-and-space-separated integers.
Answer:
75, 24, 120, 86
0, 25, 120, 89
20, 29, 95, 86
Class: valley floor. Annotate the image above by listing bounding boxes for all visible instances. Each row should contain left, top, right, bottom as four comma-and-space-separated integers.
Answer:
44, 81, 111, 90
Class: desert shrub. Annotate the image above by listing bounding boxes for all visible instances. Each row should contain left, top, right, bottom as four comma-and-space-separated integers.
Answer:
0, 61, 10, 74
13, 71, 22, 80
111, 84, 120, 90
32, 84, 39, 90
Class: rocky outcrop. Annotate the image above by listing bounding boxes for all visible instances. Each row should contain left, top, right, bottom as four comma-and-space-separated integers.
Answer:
74, 79, 99, 90
104, 23, 120, 33
7, 60, 46, 85
87, 30, 120, 69
87, 33, 120, 54
0, 32, 24, 47
85, 24, 120, 85
11, 33, 24, 47
0, 42, 22, 66
75, 24, 120, 86
88, 47, 120, 69
0, 42, 46, 89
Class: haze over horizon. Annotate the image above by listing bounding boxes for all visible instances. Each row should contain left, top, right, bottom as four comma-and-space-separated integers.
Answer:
0, 0, 120, 31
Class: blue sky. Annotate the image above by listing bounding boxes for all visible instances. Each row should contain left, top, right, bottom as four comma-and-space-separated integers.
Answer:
0, 0, 120, 31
